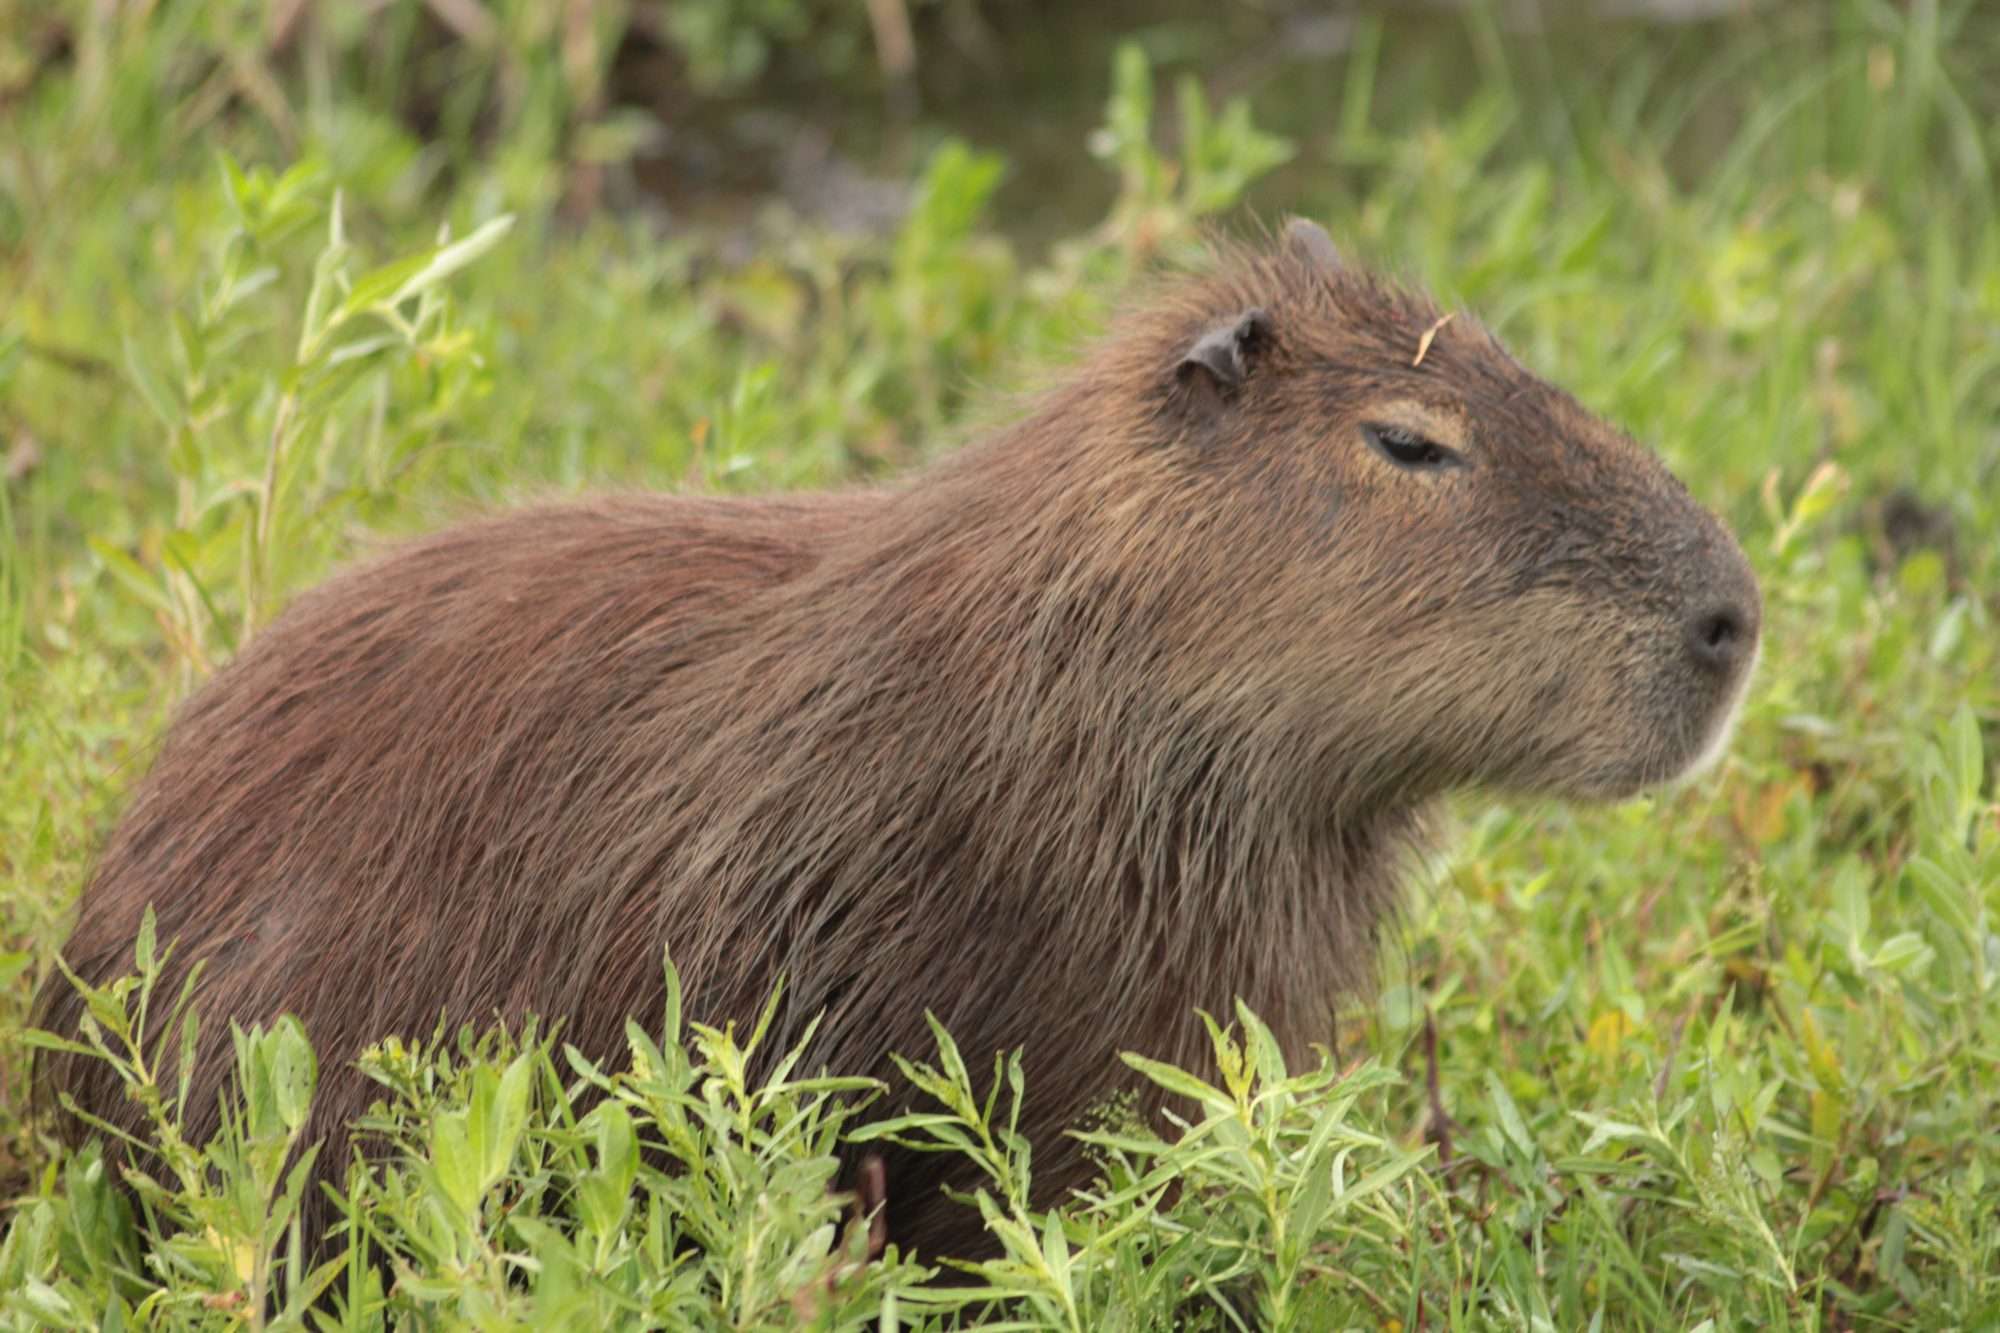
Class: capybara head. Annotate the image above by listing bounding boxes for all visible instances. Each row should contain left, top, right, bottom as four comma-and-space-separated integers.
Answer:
34, 219, 1761, 1266
1054, 219, 1760, 808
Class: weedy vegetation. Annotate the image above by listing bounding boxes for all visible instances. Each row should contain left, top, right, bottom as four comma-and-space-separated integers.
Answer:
0, 1, 1996, 1328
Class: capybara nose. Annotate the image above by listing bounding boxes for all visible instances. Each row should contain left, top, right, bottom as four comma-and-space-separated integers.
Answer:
1687, 600, 1756, 675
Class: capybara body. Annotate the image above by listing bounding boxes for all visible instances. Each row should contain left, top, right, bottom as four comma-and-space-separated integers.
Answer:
36, 223, 1761, 1262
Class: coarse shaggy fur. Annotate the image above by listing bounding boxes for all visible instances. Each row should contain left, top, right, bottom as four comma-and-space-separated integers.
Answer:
35, 222, 1760, 1261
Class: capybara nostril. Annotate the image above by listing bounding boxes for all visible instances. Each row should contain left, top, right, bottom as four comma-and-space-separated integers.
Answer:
1688, 602, 1754, 674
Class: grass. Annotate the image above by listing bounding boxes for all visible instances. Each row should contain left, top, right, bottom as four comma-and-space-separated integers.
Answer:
1, 0, 1997, 1327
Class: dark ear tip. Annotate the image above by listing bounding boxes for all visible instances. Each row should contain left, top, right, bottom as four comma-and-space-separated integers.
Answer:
1283, 217, 1340, 270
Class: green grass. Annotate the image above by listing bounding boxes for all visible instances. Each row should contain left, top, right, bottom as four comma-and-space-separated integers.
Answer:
2, 1, 1998, 1327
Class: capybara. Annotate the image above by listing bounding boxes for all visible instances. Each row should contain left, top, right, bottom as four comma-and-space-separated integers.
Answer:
35, 220, 1761, 1262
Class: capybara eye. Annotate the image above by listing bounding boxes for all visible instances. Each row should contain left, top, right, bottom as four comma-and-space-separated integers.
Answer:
1364, 423, 1461, 471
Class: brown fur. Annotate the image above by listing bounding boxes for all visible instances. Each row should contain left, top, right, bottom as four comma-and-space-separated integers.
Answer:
34, 225, 1760, 1261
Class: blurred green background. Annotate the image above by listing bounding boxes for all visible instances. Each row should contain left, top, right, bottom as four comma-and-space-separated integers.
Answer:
1, 1, 1996, 1327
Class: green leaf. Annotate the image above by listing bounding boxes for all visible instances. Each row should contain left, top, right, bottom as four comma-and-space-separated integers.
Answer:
158, 533, 236, 657
1928, 597, 1969, 662
849, 1112, 965, 1138
176, 1007, 199, 1119
1119, 1053, 1233, 1115
1286, 1147, 1335, 1247
341, 215, 516, 320
482, 1052, 535, 1190
1776, 462, 1848, 553
17, 1029, 103, 1058
922, 1011, 972, 1098
1100, 43, 1155, 167
743, 973, 786, 1057
1039, 1209, 1072, 1295
270, 1018, 317, 1133
431, 1109, 478, 1223
661, 951, 683, 1048
133, 908, 156, 976
217, 151, 255, 222
1905, 855, 1979, 967
1238, 1000, 1289, 1085
1946, 702, 1986, 836
87, 538, 172, 617
1484, 1070, 1535, 1160
77, 976, 134, 1045
1338, 1145, 1433, 1208
219, 264, 280, 317
121, 335, 181, 431
336, 253, 432, 319
1868, 932, 1935, 976
21, 1279, 73, 1323
322, 334, 400, 370
592, 1102, 636, 1200
1573, 1112, 1655, 1155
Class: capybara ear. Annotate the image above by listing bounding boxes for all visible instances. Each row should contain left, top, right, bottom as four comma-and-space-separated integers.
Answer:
1283, 217, 1341, 270
1176, 308, 1272, 399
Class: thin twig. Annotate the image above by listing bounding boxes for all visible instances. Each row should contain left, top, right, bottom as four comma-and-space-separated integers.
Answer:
866, 0, 917, 81
1412, 313, 1454, 368
1423, 1008, 1458, 1166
